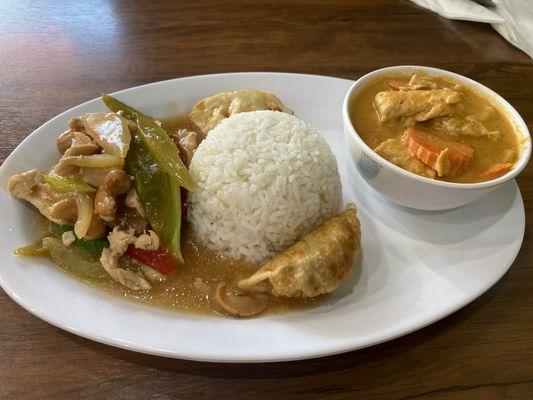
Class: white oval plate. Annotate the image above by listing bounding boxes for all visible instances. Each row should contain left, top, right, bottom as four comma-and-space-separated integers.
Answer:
0, 73, 525, 363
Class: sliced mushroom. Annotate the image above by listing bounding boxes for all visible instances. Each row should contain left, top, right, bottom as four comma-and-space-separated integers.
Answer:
57, 130, 93, 154
68, 117, 84, 131
53, 133, 98, 177
64, 143, 100, 157
94, 169, 132, 219
50, 158, 81, 178
49, 197, 78, 223
214, 283, 269, 318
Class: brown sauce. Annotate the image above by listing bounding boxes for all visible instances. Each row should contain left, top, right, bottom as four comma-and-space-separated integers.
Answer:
100, 225, 322, 316
47, 223, 321, 317
161, 114, 200, 135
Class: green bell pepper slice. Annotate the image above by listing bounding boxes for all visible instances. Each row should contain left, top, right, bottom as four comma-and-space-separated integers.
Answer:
126, 133, 183, 263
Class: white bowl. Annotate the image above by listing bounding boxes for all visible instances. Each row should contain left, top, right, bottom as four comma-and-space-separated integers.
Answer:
343, 65, 531, 210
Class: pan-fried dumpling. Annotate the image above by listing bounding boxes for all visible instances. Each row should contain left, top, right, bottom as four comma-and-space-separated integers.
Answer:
238, 204, 361, 298
188, 89, 293, 135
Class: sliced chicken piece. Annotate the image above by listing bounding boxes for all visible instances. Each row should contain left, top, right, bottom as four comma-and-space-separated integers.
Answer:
100, 248, 151, 290
374, 138, 437, 179
188, 89, 293, 135
430, 115, 499, 140
7, 169, 106, 239
124, 188, 147, 218
374, 89, 461, 123
402, 128, 473, 177
8, 169, 41, 200
61, 231, 76, 246
100, 228, 161, 290
238, 204, 360, 298
107, 227, 160, 256
170, 128, 199, 167
7, 169, 70, 224
80, 113, 131, 158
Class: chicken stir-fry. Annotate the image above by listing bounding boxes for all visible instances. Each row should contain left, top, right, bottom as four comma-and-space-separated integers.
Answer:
9, 96, 195, 290
9, 90, 299, 296
10, 90, 362, 319
8, 113, 134, 241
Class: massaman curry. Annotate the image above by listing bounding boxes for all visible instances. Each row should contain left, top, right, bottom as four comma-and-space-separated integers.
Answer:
350, 73, 520, 183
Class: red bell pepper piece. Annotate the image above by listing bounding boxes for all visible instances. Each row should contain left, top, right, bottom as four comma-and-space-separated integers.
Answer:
127, 245, 179, 275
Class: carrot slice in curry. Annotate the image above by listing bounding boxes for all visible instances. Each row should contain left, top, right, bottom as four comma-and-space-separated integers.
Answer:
477, 162, 512, 181
402, 127, 473, 177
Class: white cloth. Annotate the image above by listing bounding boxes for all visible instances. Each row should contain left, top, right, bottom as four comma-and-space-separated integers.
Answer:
410, 0, 533, 59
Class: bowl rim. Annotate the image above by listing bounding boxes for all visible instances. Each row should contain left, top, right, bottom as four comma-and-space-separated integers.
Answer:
343, 65, 532, 190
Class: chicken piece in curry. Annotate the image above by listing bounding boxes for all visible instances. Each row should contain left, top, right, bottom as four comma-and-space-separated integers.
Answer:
351, 73, 521, 183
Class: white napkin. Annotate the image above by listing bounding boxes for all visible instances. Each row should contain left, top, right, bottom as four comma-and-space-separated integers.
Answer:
410, 0, 533, 59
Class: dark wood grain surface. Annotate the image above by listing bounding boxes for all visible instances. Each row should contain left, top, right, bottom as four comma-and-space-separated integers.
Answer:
1, 1, 532, 399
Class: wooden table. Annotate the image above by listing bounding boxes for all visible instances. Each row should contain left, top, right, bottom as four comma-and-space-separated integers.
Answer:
1, 1, 532, 398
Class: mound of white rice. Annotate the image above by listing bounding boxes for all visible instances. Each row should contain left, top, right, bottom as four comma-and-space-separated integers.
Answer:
188, 110, 342, 263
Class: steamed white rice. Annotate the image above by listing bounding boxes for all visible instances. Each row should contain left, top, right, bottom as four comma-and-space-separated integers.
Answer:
188, 110, 342, 263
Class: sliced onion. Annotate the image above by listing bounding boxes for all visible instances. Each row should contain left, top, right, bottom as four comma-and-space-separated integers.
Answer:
61, 154, 124, 168
74, 193, 94, 239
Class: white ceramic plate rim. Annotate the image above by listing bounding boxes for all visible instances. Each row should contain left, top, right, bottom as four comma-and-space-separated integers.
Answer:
0, 72, 525, 362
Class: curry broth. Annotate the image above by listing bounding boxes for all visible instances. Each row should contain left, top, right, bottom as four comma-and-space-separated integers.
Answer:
350, 74, 520, 183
